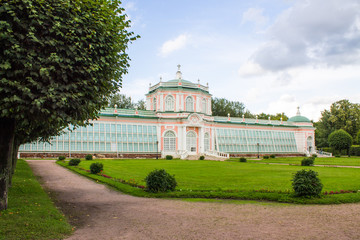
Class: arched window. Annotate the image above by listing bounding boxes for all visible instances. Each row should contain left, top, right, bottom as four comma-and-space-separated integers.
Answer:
202, 98, 207, 114
186, 96, 194, 112
186, 131, 197, 152
204, 132, 210, 151
165, 95, 175, 111
164, 131, 176, 151
153, 97, 156, 111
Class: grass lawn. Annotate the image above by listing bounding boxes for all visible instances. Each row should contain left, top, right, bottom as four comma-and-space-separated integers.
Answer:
58, 158, 360, 204
243, 156, 360, 166
0, 159, 72, 240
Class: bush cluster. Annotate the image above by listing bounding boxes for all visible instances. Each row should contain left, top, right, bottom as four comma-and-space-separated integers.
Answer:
165, 155, 173, 160
85, 154, 93, 160
301, 157, 314, 166
312, 154, 317, 158
145, 169, 177, 193
270, 154, 276, 158
58, 156, 66, 161
292, 169, 323, 197
263, 155, 269, 159
239, 157, 247, 162
69, 158, 81, 166
199, 156, 205, 160
90, 162, 103, 174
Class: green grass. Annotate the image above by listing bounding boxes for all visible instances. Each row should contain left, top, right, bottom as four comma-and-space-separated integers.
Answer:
57, 159, 360, 204
242, 156, 360, 166
0, 159, 72, 240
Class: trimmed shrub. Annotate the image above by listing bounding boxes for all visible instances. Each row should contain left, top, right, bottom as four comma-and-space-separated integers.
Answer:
239, 157, 247, 162
270, 154, 276, 158
145, 169, 177, 193
292, 169, 323, 197
68, 158, 81, 166
58, 156, 66, 161
165, 155, 173, 160
263, 155, 269, 159
335, 154, 341, 158
312, 154, 317, 158
90, 162, 103, 174
199, 156, 205, 160
328, 129, 353, 156
301, 157, 314, 166
85, 154, 93, 160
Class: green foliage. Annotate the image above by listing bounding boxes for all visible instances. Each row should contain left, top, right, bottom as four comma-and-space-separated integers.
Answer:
350, 146, 360, 156
239, 157, 247, 162
68, 158, 81, 166
301, 157, 314, 166
199, 156, 205, 160
145, 169, 177, 193
58, 156, 66, 161
316, 100, 360, 147
292, 169, 323, 197
165, 155, 173, 160
211, 98, 246, 117
90, 162, 103, 174
328, 129, 353, 153
85, 154, 93, 160
312, 154, 317, 158
108, 93, 135, 109
270, 154, 276, 158
357, 130, 360, 144
335, 154, 341, 158
263, 155, 269, 159
257, 113, 289, 121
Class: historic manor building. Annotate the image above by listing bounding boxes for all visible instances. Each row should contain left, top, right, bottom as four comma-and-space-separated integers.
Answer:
19, 66, 315, 159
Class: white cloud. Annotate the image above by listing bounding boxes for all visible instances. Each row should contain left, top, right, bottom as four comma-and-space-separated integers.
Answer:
241, 8, 268, 26
251, 0, 360, 71
159, 34, 190, 57
238, 61, 266, 77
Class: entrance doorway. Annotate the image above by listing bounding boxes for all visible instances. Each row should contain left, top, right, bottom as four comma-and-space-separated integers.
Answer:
186, 131, 197, 153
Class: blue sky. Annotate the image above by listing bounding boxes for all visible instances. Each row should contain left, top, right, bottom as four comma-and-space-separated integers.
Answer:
120, 0, 360, 121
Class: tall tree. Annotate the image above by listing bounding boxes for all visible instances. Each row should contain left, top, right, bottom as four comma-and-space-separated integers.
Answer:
136, 99, 146, 110
211, 98, 246, 117
0, 0, 138, 210
316, 100, 360, 147
257, 112, 289, 121
108, 93, 135, 109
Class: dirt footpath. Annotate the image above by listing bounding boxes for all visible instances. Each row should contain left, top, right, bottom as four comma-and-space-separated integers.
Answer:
28, 160, 360, 240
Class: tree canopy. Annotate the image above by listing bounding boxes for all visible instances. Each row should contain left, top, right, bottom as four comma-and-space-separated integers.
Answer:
211, 98, 246, 117
328, 129, 353, 156
315, 100, 360, 147
107, 93, 146, 110
0, 0, 138, 210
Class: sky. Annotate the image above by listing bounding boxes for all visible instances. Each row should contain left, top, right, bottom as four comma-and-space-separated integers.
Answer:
119, 0, 360, 121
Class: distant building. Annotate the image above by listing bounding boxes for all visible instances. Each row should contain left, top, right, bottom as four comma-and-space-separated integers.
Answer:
19, 65, 315, 159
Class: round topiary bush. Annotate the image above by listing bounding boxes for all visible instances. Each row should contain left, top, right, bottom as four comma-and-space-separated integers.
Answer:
68, 158, 81, 166
145, 169, 177, 193
270, 154, 276, 158
199, 156, 205, 160
165, 155, 173, 160
239, 157, 247, 162
312, 154, 317, 158
85, 154, 93, 160
263, 155, 269, 159
90, 162, 103, 174
301, 157, 314, 166
292, 169, 323, 197
328, 129, 353, 156
58, 155, 66, 161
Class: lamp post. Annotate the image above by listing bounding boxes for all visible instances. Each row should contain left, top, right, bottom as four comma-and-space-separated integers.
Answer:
156, 140, 159, 159
257, 143, 260, 159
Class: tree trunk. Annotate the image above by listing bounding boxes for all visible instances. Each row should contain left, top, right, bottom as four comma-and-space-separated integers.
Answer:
9, 139, 20, 188
0, 118, 15, 211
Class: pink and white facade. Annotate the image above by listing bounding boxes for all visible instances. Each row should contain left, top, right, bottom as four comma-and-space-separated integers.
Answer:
19, 66, 316, 159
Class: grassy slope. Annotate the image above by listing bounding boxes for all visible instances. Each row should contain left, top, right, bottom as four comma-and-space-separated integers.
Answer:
0, 159, 72, 240
58, 159, 360, 204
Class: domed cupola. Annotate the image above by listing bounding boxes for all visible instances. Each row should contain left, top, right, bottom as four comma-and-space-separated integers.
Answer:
288, 107, 311, 123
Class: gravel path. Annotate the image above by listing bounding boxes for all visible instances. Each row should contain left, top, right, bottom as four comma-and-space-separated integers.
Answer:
27, 160, 360, 240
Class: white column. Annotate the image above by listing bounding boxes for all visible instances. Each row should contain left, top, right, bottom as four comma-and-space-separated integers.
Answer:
183, 125, 187, 151
199, 127, 203, 154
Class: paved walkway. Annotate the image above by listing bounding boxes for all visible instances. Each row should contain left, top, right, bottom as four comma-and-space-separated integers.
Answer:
28, 160, 360, 240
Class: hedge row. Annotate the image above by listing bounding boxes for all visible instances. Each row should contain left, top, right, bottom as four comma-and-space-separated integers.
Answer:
320, 145, 360, 156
